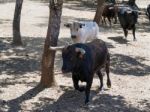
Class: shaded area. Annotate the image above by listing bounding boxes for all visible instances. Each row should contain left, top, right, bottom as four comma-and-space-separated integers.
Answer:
63, 0, 96, 12
30, 0, 96, 11
31, 86, 142, 112
0, 73, 39, 88
111, 53, 150, 76
0, 0, 15, 4
0, 19, 11, 24
1, 85, 45, 112
138, 99, 150, 112
137, 20, 150, 33
108, 36, 129, 44
0, 37, 44, 76
0, 58, 40, 75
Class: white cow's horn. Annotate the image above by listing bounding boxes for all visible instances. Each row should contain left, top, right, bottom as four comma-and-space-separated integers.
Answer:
75, 48, 86, 55
49, 46, 65, 51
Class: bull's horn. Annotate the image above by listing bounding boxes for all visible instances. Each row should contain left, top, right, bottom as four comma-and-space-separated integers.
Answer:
75, 48, 86, 55
126, 10, 132, 14
49, 46, 65, 51
109, 7, 114, 10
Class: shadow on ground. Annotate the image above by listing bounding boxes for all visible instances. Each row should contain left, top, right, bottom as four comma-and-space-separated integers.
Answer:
0, 37, 44, 76
111, 53, 150, 76
28, 86, 143, 112
108, 36, 129, 44
0, 85, 45, 112
63, 0, 96, 12
30, 0, 96, 12
138, 99, 150, 112
0, 0, 15, 4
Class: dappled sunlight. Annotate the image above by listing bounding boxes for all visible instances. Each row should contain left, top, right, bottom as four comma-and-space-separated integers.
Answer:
111, 53, 150, 76
31, 89, 143, 112
0, 0, 150, 111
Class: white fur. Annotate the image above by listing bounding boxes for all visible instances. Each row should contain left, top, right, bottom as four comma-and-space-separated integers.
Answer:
69, 21, 99, 43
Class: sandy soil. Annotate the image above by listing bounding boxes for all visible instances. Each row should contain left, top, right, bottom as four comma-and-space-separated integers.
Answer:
0, 0, 150, 112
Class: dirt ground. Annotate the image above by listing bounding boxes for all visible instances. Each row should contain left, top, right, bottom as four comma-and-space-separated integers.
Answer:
0, 0, 150, 112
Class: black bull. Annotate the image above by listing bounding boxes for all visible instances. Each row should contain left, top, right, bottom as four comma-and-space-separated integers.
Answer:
50, 39, 111, 104
118, 6, 139, 40
146, 4, 150, 22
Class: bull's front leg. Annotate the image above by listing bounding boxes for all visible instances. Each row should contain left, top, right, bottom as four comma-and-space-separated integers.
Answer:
85, 78, 93, 104
72, 74, 85, 92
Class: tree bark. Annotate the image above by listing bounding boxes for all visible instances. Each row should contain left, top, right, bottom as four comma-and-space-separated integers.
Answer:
13, 0, 23, 46
128, 0, 136, 6
93, 0, 105, 25
128, 0, 139, 10
40, 0, 63, 87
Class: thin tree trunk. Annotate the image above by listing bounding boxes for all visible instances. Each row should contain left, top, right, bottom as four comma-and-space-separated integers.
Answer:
40, 0, 63, 87
128, 0, 139, 10
13, 0, 23, 45
93, 0, 105, 25
128, 0, 136, 6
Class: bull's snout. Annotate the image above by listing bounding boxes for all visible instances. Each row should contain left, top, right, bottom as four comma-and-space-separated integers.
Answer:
71, 35, 76, 39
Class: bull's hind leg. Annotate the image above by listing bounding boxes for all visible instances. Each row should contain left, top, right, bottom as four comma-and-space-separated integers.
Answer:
107, 17, 112, 27
123, 28, 128, 39
96, 70, 103, 91
104, 17, 107, 25
114, 15, 117, 24
106, 55, 111, 88
132, 26, 136, 41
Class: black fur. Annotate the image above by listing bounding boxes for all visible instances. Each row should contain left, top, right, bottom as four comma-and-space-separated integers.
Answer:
118, 6, 138, 40
146, 4, 150, 22
62, 39, 111, 104
102, 3, 117, 26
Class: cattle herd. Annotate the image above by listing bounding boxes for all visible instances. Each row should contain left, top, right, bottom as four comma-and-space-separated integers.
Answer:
49, 2, 150, 104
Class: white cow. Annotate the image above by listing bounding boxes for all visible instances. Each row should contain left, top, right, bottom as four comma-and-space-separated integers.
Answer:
64, 21, 99, 43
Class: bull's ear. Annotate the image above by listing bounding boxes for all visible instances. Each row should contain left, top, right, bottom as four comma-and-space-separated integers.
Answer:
79, 23, 85, 28
64, 23, 71, 28
79, 24, 82, 28
126, 10, 132, 14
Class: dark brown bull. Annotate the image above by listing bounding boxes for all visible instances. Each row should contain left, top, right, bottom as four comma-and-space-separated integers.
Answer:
102, 3, 117, 26
50, 39, 111, 104
146, 4, 150, 22
118, 6, 138, 40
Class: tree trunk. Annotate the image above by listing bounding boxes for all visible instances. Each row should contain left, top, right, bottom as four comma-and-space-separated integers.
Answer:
128, 0, 136, 6
13, 0, 23, 46
93, 0, 105, 25
128, 0, 139, 10
40, 0, 63, 87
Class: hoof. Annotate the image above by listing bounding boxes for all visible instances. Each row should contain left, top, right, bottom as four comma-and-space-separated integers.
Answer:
99, 86, 103, 91
107, 81, 111, 88
85, 100, 89, 104
107, 85, 111, 88
78, 86, 85, 92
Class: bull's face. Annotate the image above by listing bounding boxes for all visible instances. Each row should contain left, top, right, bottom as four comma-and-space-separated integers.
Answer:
61, 46, 86, 73
125, 11, 138, 24
64, 22, 85, 39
